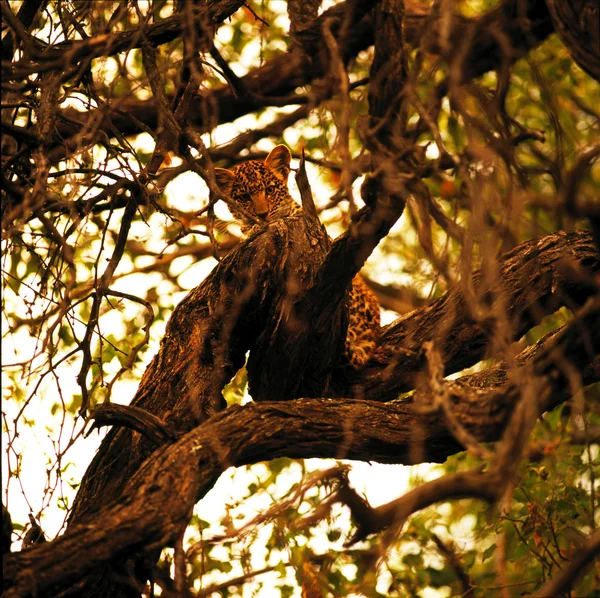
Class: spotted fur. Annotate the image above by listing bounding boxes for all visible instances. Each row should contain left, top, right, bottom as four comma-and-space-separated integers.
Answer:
215, 145, 380, 369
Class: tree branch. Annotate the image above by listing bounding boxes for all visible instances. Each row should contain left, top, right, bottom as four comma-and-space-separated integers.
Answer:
532, 530, 600, 598
3, 284, 599, 595
10, 226, 592, 596
22, 0, 555, 166
359, 228, 600, 400
5, 0, 244, 78
88, 403, 176, 446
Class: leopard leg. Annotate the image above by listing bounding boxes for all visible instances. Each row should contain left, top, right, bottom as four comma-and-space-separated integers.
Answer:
344, 275, 380, 369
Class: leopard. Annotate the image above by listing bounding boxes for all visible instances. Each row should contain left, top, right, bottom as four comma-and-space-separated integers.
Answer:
214, 144, 380, 369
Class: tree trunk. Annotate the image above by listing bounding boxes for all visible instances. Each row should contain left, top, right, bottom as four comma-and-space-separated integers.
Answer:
3, 227, 598, 598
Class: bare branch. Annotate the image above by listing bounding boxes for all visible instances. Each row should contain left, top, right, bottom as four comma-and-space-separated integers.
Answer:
17, 0, 556, 167
87, 404, 175, 446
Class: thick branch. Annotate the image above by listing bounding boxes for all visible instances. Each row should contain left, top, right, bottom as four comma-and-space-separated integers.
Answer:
311, 0, 410, 308
545, 0, 600, 82
67, 228, 286, 526
67, 229, 599, 527
3, 301, 598, 596
359, 228, 600, 401
23, 228, 594, 596
31, 0, 555, 165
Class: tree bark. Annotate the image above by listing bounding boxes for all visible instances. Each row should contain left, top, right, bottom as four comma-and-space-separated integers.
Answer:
3, 281, 598, 596
359, 229, 600, 400
545, 0, 600, 82
3, 226, 597, 597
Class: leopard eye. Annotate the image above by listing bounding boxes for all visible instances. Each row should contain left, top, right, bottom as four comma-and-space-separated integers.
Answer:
266, 185, 275, 194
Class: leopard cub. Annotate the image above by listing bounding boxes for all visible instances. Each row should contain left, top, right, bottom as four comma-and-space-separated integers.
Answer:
215, 145, 380, 369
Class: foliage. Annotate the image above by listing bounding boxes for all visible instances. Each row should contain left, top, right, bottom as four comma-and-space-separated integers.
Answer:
1, 1, 599, 597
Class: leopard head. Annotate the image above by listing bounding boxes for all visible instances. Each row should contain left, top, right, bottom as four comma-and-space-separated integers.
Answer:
214, 145, 298, 233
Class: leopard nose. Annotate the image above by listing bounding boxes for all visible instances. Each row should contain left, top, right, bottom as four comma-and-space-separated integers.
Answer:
251, 191, 268, 218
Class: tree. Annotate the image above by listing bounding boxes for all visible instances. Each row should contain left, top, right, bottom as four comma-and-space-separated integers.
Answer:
2, 0, 599, 596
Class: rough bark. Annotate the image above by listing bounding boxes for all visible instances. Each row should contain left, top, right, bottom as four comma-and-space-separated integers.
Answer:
67, 221, 294, 525
359, 229, 600, 400
545, 0, 600, 82
68, 182, 413, 532
4, 225, 597, 597
3, 1, 599, 595
3, 280, 599, 596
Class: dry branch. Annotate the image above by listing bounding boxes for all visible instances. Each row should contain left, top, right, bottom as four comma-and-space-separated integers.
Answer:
3, 292, 598, 595
3, 227, 599, 597
4, 1, 244, 77
1, 0, 556, 168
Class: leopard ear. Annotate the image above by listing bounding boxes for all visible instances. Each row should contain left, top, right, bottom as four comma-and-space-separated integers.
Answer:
214, 168, 236, 196
265, 145, 291, 181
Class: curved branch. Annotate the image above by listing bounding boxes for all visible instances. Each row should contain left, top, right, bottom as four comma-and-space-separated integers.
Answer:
545, 0, 600, 82
3, 298, 599, 595
88, 403, 176, 446
33, 0, 555, 165
348, 469, 500, 543
359, 228, 600, 400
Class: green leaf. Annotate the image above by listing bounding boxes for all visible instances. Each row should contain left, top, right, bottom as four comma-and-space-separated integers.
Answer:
482, 543, 496, 561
